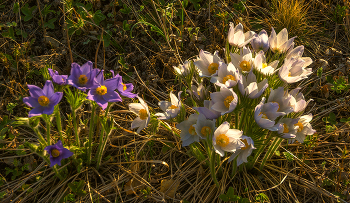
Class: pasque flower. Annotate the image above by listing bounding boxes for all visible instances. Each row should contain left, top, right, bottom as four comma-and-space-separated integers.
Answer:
213, 121, 245, 157
238, 71, 268, 99
193, 50, 224, 77
289, 87, 312, 112
254, 97, 284, 131
230, 47, 254, 73
253, 51, 279, 75
194, 100, 221, 120
174, 60, 192, 76
279, 57, 313, 84
193, 114, 216, 139
228, 135, 256, 166
227, 22, 256, 47
210, 62, 241, 88
23, 80, 63, 117
48, 68, 68, 85
291, 114, 316, 143
269, 27, 296, 53
110, 70, 137, 98
129, 97, 150, 133
176, 114, 200, 147
210, 87, 238, 115
87, 70, 122, 109
188, 83, 208, 101
155, 91, 182, 120
277, 118, 298, 139
67, 61, 98, 91
267, 87, 296, 115
44, 140, 73, 167
251, 30, 269, 52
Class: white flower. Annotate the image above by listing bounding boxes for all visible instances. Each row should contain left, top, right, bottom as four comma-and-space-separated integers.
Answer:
213, 121, 245, 157
230, 47, 253, 73
289, 87, 313, 112
291, 114, 316, 143
251, 30, 269, 52
155, 91, 182, 120
277, 118, 298, 139
269, 27, 296, 53
279, 57, 313, 83
267, 87, 296, 115
193, 114, 216, 139
174, 60, 192, 76
253, 51, 279, 75
128, 96, 150, 133
238, 71, 268, 99
193, 50, 224, 77
176, 114, 200, 147
210, 62, 241, 88
254, 97, 284, 131
194, 100, 221, 120
188, 83, 208, 100
228, 136, 256, 166
227, 22, 256, 47
210, 87, 238, 115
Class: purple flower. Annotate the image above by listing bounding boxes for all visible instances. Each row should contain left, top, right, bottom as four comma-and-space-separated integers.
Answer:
67, 61, 98, 91
111, 70, 137, 98
48, 68, 68, 85
23, 80, 63, 117
87, 70, 122, 109
44, 140, 73, 167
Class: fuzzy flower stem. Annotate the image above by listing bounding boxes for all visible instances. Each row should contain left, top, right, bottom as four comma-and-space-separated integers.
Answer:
53, 165, 64, 180
87, 103, 97, 165
32, 126, 47, 146
71, 109, 80, 147
44, 115, 51, 146
96, 103, 111, 170
55, 106, 63, 144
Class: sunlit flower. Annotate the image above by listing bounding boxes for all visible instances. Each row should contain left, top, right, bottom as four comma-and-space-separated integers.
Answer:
267, 87, 296, 115
48, 68, 68, 85
289, 88, 312, 112
176, 114, 200, 146
291, 114, 316, 143
227, 22, 256, 47
174, 60, 192, 76
210, 62, 241, 88
279, 57, 313, 83
193, 50, 224, 77
277, 118, 298, 139
194, 100, 221, 120
251, 30, 269, 52
253, 51, 279, 75
269, 27, 296, 53
44, 140, 73, 167
110, 70, 138, 98
285, 45, 313, 69
155, 91, 182, 120
67, 61, 98, 91
228, 135, 256, 166
188, 83, 208, 100
238, 71, 268, 99
87, 70, 122, 109
23, 80, 63, 117
230, 47, 253, 73
210, 87, 238, 115
254, 97, 284, 131
213, 121, 244, 157
129, 96, 150, 133
193, 114, 216, 139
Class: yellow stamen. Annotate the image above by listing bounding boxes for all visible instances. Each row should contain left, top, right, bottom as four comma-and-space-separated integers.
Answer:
222, 75, 236, 84
78, 74, 88, 85
241, 139, 250, 150
96, 85, 107, 95
283, 123, 289, 133
208, 63, 219, 74
51, 149, 60, 158
122, 83, 127, 91
288, 72, 292, 77
200, 126, 212, 137
262, 63, 268, 69
259, 112, 268, 119
188, 125, 196, 135
169, 105, 178, 109
139, 109, 148, 120
224, 96, 234, 108
216, 134, 230, 147
271, 101, 280, 111
240, 60, 251, 72
295, 122, 304, 132
38, 96, 50, 106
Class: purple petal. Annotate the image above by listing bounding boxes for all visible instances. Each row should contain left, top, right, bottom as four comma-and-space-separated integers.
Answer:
70, 63, 83, 76
54, 140, 64, 149
43, 80, 54, 97
43, 105, 55, 115
60, 148, 74, 159
103, 91, 122, 102
48, 92, 63, 107
121, 91, 138, 98
28, 106, 45, 117
50, 156, 62, 167
94, 69, 104, 85
80, 61, 93, 75
27, 85, 44, 98
23, 97, 40, 108
104, 77, 119, 91
94, 95, 108, 110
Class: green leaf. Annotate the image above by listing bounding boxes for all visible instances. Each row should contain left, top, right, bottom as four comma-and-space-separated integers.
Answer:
13, 2, 20, 13
283, 152, 294, 162
2, 27, 15, 40
226, 187, 235, 198
44, 18, 56, 29
120, 4, 131, 14
93, 10, 106, 26
219, 194, 229, 202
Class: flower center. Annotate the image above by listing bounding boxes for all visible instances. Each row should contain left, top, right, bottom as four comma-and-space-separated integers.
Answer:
51, 149, 60, 158
139, 109, 148, 120
216, 134, 230, 147
188, 125, 197, 135
259, 112, 268, 119
240, 60, 251, 72
122, 83, 127, 91
200, 126, 212, 137
222, 75, 236, 84
262, 63, 268, 69
295, 122, 304, 132
78, 74, 88, 85
283, 123, 289, 133
271, 101, 280, 111
96, 85, 107, 95
208, 63, 219, 74
169, 105, 178, 109
38, 96, 50, 106
240, 139, 250, 150
288, 72, 292, 77
224, 96, 234, 108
